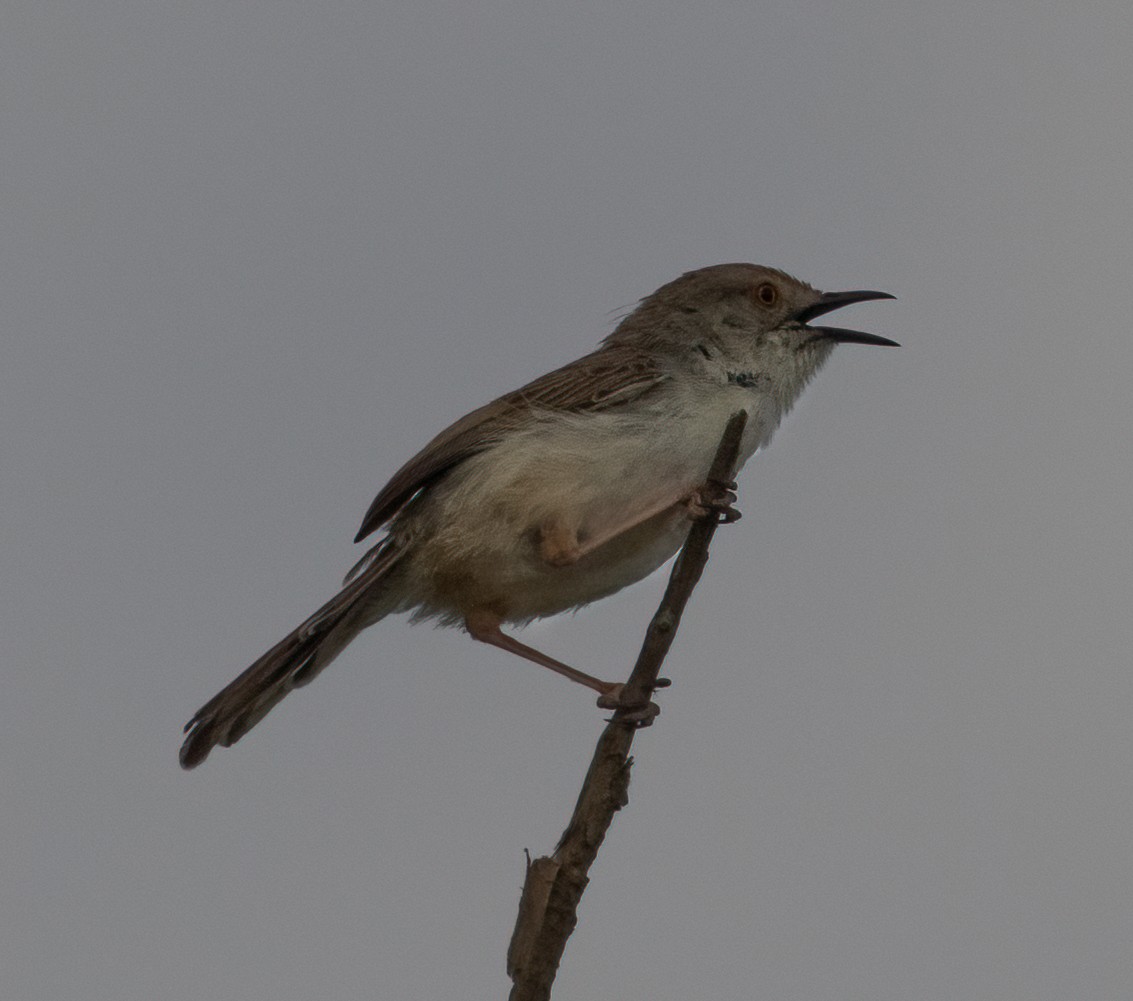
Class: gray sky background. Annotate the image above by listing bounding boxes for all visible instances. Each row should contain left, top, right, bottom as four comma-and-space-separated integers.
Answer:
4, 3, 1132, 999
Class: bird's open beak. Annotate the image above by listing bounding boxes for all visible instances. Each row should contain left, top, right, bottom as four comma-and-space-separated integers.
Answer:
793, 289, 899, 347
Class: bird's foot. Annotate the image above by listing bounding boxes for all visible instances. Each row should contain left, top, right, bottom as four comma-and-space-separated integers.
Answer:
596, 679, 669, 727
686, 479, 741, 524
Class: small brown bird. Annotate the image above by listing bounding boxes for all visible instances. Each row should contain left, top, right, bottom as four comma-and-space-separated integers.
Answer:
180, 264, 896, 768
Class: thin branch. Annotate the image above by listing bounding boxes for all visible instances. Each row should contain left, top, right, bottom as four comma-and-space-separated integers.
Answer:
507, 410, 749, 1001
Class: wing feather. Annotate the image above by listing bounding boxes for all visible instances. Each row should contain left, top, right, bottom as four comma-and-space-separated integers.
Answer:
353, 344, 667, 542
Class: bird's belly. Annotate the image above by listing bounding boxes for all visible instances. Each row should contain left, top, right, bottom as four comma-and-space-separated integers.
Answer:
395, 395, 759, 626
410, 502, 689, 624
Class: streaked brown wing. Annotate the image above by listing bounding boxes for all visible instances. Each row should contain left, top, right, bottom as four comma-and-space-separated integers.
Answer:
353, 343, 667, 542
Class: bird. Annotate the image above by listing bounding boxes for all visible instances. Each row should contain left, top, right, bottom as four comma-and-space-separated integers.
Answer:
180, 263, 896, 768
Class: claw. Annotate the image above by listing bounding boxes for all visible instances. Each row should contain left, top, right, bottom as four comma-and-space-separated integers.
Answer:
595, 682, 663, 727
605, 701, 661, 727
686, 479, 742, 524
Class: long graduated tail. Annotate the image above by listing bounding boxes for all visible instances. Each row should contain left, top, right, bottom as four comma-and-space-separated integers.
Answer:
179, 540, 405, 769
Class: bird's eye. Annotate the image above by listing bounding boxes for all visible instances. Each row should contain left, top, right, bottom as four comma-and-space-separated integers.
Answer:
754, 283, 777, 306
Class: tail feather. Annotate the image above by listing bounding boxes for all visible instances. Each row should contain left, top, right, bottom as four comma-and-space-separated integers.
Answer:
180, 540, 404, 769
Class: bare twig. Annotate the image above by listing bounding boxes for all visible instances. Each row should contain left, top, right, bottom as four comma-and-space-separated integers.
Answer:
507, 410, 749, 1001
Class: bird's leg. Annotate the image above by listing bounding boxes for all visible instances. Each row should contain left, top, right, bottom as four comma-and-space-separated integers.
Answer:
536, 488, 694, 567
538, 480, 742, 569
685, 479, 741, 524
536, 520, 586, 567
465, 609, 627, 708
